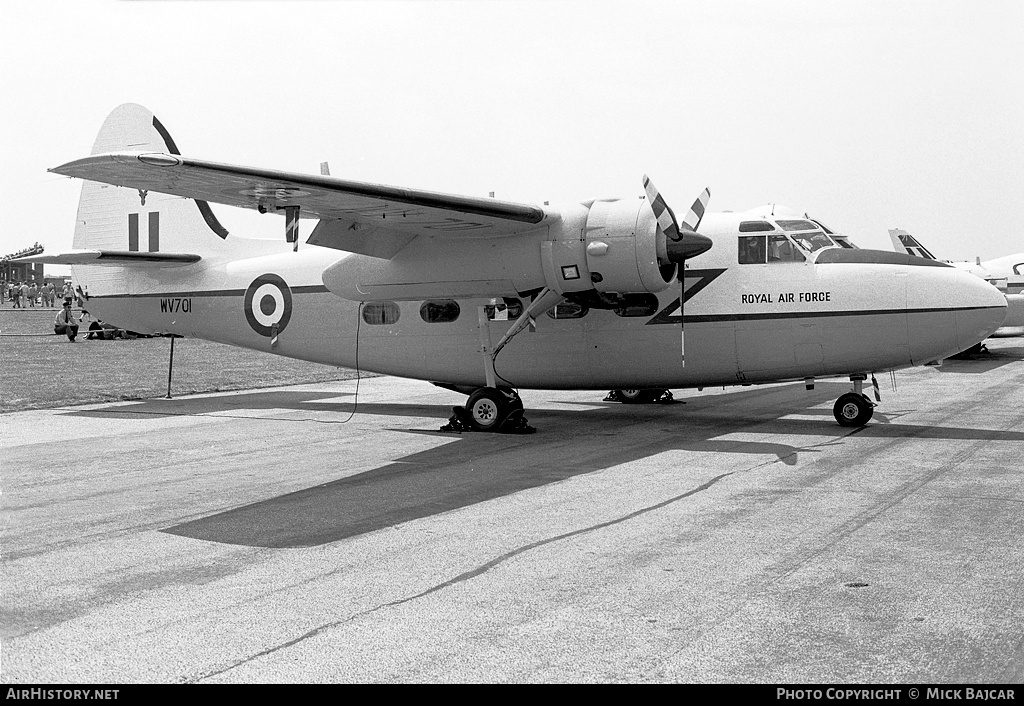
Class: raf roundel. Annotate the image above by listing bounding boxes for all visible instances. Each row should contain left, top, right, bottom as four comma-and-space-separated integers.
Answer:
244, 274, 293, 337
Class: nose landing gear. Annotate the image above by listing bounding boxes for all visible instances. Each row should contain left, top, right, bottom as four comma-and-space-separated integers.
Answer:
832, 374, 877, 427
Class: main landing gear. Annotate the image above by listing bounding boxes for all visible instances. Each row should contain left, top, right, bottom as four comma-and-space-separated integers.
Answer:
832, 374, 877, 427
440, 386, 536, 434
604, 388, 675, 404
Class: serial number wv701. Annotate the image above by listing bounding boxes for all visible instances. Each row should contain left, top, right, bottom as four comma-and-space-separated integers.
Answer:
159, 297, 192, 313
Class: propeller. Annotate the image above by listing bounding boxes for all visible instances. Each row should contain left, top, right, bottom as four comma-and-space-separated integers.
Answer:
643, 176, 712, 368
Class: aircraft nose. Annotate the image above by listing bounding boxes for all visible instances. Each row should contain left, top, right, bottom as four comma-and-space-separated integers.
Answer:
953, 272, 1008, 350
906, 265, 1006, 364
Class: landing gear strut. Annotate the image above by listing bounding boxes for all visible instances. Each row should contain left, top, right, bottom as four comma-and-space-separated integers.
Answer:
440, 387, 535, 434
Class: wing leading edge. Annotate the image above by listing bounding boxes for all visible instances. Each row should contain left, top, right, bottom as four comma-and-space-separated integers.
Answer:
50, 153, 550, 258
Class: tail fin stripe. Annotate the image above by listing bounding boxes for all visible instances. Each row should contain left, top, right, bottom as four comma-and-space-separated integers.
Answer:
151, 114, 229, 239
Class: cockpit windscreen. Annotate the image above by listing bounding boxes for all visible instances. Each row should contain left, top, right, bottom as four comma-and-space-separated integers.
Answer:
775, 220, 836, 253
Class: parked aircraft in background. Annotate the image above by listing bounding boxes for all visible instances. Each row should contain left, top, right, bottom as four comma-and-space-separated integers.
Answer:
889, 229, 1024, 337
22, 104, 1006, 432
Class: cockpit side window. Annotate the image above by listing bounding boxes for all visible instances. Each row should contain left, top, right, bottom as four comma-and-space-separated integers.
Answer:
738, 235, 767, 264
767, 234, 805, 262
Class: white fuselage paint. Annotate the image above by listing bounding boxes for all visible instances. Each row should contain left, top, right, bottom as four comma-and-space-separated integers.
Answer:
71, 213, 1007, 392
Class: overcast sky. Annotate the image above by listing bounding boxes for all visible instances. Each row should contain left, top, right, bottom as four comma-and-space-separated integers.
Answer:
3, 0, 1022, 262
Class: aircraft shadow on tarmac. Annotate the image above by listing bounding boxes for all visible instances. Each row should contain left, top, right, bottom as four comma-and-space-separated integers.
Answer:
110, 380, 1024, 550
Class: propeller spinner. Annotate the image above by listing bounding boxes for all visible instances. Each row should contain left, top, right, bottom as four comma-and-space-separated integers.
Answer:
643, 176, 712, 368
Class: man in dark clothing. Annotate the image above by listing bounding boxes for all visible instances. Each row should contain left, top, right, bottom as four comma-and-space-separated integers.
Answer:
54, 300, 80, 342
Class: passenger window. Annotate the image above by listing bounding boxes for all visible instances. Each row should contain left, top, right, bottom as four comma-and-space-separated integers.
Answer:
613, 293, 659, 317
419, 300, 461, 323
738, 235, 767, 264
546, 302, 589, 319
362, 301, 401, 325
767, 234, 805, 263
485, 297, 524, 321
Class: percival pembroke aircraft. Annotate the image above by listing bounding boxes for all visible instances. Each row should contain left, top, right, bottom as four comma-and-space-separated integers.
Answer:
889, 229, 1024, 337
25, 104, 1006, 431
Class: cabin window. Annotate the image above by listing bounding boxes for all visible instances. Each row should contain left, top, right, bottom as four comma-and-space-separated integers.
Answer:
361, 301, 401, 325
485, 297, 524, 321
767, 234, 805, 263
739, 221, 775, 232
738, 235, 767, 264
613, 293, 660, 317
419, 300, 461, 323
546, 301, 589, 319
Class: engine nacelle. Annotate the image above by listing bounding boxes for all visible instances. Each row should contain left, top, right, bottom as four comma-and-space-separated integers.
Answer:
582, 198, 677, 294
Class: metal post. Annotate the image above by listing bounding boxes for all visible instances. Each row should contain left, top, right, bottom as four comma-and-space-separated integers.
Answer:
166, 336, 175, 399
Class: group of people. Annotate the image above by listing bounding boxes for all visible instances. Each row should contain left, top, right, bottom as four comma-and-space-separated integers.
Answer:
1, 280, 77, 308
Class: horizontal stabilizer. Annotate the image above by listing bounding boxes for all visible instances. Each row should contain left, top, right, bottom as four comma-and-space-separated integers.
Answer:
14, 250, 200, 267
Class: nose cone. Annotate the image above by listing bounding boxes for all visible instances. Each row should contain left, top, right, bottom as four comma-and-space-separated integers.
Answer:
954, 273, 1008, 350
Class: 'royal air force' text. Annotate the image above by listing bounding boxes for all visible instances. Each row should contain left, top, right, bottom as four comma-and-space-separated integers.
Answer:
742, 292, 832, 304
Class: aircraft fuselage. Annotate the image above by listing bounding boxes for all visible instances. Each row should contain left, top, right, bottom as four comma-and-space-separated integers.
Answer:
77, 215, 1006, 391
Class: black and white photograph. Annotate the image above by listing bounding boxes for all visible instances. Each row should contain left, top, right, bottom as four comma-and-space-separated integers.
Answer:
2, 0, 1022, 687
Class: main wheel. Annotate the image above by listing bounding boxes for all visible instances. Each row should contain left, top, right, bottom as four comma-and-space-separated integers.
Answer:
466, 387, 512, 432
833, 392, 874, 427
616, 388, 662, 404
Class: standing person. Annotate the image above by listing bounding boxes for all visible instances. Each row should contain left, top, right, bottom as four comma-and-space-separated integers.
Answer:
43, 282, 53, 307
54, 299, 80, 342
12, 282, 21, 308
28, 282, 38, 307
20, 281, 29, 308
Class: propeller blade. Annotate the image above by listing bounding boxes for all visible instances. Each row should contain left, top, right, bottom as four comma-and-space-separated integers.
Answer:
680, 187, 710, 232
643, 174, 682, 242
643, 176, 710, 369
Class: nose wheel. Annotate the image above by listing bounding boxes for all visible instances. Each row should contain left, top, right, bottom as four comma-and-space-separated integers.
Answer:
833, 392, 874, 427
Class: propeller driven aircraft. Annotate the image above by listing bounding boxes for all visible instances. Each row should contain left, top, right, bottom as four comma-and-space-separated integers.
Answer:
24, 104, 1007, 431
889, 229, 1024, 337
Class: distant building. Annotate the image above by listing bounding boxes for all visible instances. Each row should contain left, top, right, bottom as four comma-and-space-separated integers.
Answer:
1, 243, 45, 285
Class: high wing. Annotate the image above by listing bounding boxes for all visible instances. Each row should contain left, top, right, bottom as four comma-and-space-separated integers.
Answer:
50, 153, 550, 259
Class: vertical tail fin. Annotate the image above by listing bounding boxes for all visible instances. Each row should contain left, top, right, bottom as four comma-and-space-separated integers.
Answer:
72, 103, 229, 255
888, 228, 937, 260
